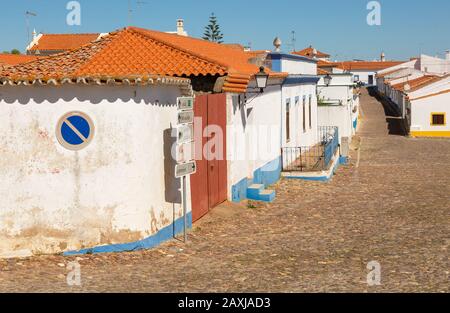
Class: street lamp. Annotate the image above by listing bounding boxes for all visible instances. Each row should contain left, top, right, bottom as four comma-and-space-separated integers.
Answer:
324, 74, 332, 86
255, 66, 269, 93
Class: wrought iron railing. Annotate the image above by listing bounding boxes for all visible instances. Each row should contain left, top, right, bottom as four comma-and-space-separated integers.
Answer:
282, 126, 339, 172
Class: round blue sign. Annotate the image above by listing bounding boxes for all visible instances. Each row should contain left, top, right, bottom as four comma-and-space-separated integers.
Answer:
56, 112, 94, 150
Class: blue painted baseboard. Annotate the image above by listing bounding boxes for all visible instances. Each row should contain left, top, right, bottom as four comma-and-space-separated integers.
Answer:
253, 156, 282, 186
64, 212, 192, 256
232, 156, 282, 202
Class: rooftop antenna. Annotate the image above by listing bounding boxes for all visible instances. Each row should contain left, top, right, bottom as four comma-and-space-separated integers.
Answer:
291, 31, 296, 52
25, 11, 37, 45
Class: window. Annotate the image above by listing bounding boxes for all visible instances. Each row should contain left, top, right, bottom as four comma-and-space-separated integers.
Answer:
56, 111, 94, 151
286, 99, 291, 142
302, 96, 306, 132
309, 95, 312, 129
431, 113, 446, 126
354, 75, 360, 82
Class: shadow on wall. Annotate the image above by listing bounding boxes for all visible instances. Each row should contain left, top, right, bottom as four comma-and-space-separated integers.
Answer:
163, 128, 181, 204
0, 85, 177, 107
232, 94, 248, 130
367, 86, 407, 136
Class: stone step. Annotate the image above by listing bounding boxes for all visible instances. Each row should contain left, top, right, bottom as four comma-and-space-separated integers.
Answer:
258, 190, 276, 202
246, 184, 265, 199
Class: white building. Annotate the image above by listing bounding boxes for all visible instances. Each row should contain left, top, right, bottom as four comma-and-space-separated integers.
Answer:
406, 75, 450, 137
0, 28, 194, 258
230, 39, 322, 201
317, 73, 360, 144
1, 27, 323, 257
375, 52, 450, 137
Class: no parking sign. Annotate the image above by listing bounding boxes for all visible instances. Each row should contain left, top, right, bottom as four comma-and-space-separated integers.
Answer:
56, 111, 94, 151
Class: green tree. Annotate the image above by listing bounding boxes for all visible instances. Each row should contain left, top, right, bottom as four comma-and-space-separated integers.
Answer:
202, 13, 224, 43
1, 49, 21, 54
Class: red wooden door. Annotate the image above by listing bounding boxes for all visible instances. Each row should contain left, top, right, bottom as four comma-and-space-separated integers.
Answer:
206, 94, 223, 208
190, 93, 227, 222
190, 95, 209, 222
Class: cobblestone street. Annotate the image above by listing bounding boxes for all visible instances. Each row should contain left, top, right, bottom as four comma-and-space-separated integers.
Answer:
0, 88, 449, 292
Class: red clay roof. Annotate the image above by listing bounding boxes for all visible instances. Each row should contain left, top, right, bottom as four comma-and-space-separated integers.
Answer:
0, 54, 41, 66
335, 61, 404, 71
29, 33, 100, 52
409, 88, 450, 101
293, 46, 330, 58
376, 68, 406, 78
391, 75, 441, 92
317, 68, 330, 75
1, 27, 287, 93
317, 60, 338, 68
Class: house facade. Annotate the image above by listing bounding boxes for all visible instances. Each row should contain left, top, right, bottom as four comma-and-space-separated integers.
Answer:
0, 27, 295, 257
375, 53, 450, 137
0, 28, 197, 258
406, 76, 450, 137
317, 73, 360, 144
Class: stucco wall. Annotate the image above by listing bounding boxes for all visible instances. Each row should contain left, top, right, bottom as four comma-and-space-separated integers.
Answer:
227, 85, 282, 195
351, 70, 376, 85
280, 59, 317, 75
0, 84, 190, 257
410, 92, 450, 133
281, 83, 318, 148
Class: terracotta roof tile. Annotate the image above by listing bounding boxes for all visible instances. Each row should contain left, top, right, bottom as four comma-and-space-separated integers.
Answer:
29, 33, 100, 52
409, 88, 450, 101
0, 54, 41, 66
317, 60, 338, 68
1, 27, 287, 93
376, 68, 406, 78
293, 46, 330, 58
334, 61, 404, 71
391, 75, 442, 92
317, 68, 330, 75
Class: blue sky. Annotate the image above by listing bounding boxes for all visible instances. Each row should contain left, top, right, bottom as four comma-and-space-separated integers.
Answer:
0, 0, 449, 60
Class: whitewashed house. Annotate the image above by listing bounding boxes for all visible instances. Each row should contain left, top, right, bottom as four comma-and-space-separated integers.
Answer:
230, 39, 323, 201
0, 27, 296, 257
375, 52, 450, 137
316, 73, 360, 144
0, 28, 194, 258
405, 75, 450, 137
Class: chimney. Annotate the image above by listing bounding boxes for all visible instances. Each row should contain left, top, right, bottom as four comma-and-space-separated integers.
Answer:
446, 50, 450, 61
380, 51, 386, 62
32, 29, 37, 41
177, 19, 185, 36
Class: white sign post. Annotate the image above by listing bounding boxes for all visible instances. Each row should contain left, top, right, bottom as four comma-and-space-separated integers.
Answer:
176, 96, 195, 243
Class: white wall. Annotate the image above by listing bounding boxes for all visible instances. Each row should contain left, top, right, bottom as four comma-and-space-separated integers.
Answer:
226, 84, 282, 194
417, 54, 450, 74
318, 105, 352, 143
317, 74, 357, 143
281, 83, 318, 148
0, 84, 188, 257
281, 58, 317, 75
351, 70, 376, 85
410, 92, 450, 133
378, 59, 417, 76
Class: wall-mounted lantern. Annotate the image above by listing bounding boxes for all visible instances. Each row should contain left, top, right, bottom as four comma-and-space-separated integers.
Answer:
324, 74, 333, 86
255, 66, 269, 93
